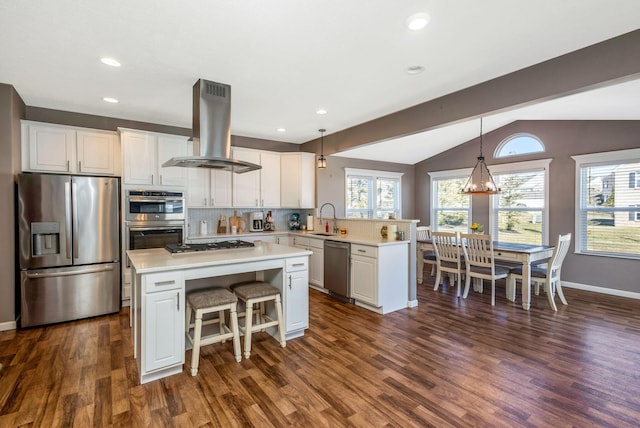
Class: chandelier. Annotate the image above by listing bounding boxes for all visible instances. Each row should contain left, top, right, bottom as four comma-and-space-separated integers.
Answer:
461, 118, 500, 195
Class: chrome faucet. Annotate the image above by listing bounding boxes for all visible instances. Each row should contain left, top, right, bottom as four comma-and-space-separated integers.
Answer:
319, 202, 339, 233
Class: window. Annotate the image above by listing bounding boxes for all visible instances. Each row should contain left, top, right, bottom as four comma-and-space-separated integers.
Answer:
495, 133, 545, 158
489, 159, 551, 245
573, 149, 640, 259
345, 168, 402, 219
428, 169, 471, 233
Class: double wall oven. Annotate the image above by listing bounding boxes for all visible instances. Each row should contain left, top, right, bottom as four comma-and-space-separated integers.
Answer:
125, 190, 185, 258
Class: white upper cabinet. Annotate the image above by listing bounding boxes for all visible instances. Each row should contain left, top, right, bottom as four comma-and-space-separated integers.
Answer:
232, 148, 281, 208
280, 152, 316, 208
121, 129, 188, 188
22, 121, 119, 175
186, 142, 233, 208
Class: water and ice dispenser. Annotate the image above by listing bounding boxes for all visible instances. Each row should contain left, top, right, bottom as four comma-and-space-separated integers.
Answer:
31, 222, 60, 256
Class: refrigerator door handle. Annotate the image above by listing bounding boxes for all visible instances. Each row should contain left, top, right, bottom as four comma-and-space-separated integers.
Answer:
72, 181, 79, 260
65, 181, 72, 260
24, 265, 115, 279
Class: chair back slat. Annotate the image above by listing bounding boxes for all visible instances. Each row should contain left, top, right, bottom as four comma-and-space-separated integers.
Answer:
460, 233, 494, 268
549, 233, 572, 279
416, 226, 431, 241
432, 231, 460, 265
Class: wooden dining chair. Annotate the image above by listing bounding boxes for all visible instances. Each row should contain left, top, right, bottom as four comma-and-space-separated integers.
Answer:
417, 226, 437, 282
507, 233, 572, 311
461, 233, 511, 306
431, 231, 463, 297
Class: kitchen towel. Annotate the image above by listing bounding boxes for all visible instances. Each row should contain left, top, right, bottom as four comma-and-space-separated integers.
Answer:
307, 215, 314, 231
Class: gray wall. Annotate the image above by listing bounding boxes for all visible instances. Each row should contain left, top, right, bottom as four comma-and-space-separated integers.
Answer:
0, 84, 25, 325
415, 120, 640, 293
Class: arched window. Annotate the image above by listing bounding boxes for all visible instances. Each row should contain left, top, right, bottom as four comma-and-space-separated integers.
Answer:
494, 133, 545, 158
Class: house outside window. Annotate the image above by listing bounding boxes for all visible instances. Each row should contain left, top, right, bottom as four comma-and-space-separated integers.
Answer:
573, 149, 640, 259
345, 168, 402, 219
488, 159, 551, 245
428, 169, 471, 233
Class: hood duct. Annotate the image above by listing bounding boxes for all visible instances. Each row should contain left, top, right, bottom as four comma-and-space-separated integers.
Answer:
162, 79, 261, 173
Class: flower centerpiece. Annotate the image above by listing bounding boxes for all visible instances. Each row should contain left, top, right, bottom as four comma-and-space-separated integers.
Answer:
470, 222, 484, 234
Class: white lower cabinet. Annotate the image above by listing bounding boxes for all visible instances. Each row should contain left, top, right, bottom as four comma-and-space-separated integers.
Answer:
292, 237, 324, 288
284, 257, 309, 337
350, 243, 408, 314
140, 272, 185, 379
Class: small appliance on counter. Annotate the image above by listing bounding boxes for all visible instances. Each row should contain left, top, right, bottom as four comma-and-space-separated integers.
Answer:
289, 213, 301, 230
264, 210, 275, 231
249, 211, 264, 232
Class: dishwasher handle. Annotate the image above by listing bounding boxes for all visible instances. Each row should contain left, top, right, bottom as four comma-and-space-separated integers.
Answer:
324, 240, 350, 250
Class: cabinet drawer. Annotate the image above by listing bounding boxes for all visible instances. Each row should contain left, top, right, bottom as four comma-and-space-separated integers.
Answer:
308, 238, 324, 249
351, 244, 377, 258
143, 271, 183, 293
286, 257, 308, 272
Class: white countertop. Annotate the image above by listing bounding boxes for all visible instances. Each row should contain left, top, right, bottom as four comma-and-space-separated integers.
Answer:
187, 230, 409, 247
127, 243, 312, 274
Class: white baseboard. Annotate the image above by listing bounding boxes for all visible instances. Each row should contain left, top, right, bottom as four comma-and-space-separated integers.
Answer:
562, 281, 640, 300
407, 299, 419, 308
0, 320, 17, 332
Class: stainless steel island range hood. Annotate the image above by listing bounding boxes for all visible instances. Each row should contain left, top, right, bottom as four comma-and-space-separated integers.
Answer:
162, 79, 261, 173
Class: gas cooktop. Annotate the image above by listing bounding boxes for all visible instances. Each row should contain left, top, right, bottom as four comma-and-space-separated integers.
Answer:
165, 240, 255, 254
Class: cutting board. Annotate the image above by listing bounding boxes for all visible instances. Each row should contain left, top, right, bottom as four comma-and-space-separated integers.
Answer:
229, 210, 243, 233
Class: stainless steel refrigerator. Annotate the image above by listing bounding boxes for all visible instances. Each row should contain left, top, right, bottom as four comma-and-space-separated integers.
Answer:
18, 173, 120, 327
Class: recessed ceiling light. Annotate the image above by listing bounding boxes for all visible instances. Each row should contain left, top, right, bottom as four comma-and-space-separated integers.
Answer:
276, 128, 286, 132
100, 57, 121, 67
406, 66, 425, 75
406, 12, 431, 31
316, 109, 327, 115
103, 97, 119, 103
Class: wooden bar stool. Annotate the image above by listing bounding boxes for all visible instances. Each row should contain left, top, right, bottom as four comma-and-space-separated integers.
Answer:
231, 281, 286, 358
185, 288, 241, 376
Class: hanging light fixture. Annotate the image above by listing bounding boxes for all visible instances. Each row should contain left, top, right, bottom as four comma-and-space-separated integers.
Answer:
317, 128, 327, 169
461, 118, 501, 195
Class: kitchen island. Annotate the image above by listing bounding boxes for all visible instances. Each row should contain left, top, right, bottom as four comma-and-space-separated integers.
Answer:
127, 242, 312, 384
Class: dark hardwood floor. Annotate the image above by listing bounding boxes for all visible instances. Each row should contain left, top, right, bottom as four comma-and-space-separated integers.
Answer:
1, 275, 640, 427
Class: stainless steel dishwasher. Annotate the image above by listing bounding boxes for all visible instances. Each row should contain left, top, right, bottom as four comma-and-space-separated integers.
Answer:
324, 240, 352, 303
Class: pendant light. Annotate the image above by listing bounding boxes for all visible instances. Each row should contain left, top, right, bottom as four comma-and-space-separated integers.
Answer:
317, 128, 327, 169
461, 118, 500, 195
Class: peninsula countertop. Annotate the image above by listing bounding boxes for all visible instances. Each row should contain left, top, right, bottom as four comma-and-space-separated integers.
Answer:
127, 242, 312, 274
187, 230, 409, 247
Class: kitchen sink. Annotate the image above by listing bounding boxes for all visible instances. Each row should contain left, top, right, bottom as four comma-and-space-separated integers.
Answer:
311, 232, 336, 236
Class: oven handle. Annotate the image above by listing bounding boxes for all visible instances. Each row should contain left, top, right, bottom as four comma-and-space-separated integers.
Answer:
127, 198, 184, 203
128, 226, 183, 232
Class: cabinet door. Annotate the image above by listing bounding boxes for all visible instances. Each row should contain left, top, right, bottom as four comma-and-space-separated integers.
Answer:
280, 154, 301, 208
157, 135, 188, 187
187, 167, 209, 207
144, 289, 184, 372
351, 254, 377, 305
211, 169, 233, 207
27, 124, 75, 172
285, 270, 309, 333
123, 132, 156, 185
76, 130, 117, 175
232, 148, 261, 207
260, 151, 281, 208
298, 153, 316, 208
309, 247, 324, 287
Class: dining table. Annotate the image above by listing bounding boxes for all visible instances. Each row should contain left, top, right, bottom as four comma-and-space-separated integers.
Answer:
417, 239, 555, 310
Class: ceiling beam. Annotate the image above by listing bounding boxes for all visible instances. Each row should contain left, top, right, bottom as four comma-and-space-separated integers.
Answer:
303, 29, 640, 156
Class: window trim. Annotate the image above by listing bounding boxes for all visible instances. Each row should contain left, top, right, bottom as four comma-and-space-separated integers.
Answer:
428, 168, 473, 232
345, 168, 404, 219
494, 133, 545, 159
488, 159, 552, 245
572, 148, 640, 259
